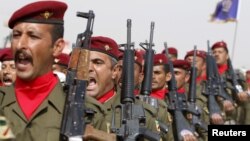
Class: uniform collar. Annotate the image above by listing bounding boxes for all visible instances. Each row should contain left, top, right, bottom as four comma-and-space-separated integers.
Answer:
0, 82, 65, 115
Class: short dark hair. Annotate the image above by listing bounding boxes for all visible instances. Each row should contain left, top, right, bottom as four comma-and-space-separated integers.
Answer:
51, 24, 64, 44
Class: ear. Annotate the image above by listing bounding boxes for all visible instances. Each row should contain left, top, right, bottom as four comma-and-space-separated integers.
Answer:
111, 64, 119, 80
139, 72, 144, 84
165, 72, 172, 82
52, 38, 65, 57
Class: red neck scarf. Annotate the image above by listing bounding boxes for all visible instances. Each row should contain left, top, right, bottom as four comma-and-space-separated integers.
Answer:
134, 89, 140, 96
151, 89, 167, 100
97, 88, 115, 104
177, 87, 186, 94
15, 71, 58, 120
218, 64, 228, 75
196, 74, 207, 83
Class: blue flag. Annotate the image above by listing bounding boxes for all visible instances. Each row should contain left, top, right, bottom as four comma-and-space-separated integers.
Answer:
211, 0, 239, 22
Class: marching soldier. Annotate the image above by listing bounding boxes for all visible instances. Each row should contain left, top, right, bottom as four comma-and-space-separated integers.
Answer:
0, 1, 114, 141
211, 41, 249, 124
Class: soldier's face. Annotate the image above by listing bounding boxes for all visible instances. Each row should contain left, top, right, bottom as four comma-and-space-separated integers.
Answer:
115, 60, 143, 89
185, 56, 205, 77
174, 68, 190, 89
212, 47, 229, 65
87, 51, 117, 99
1, 60, 16, 86
152, 65, 169, 91
11, 23, 64, 81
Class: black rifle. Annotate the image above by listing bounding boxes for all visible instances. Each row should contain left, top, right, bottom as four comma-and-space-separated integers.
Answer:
111, 19, 160, 141
187, 46, 208, 132
204, 40, 233, 121
164, 42, 193, 141
60, 10, 95, 141
227, 58, 245, 101
138, 23, 168, 134
138, 22, 157, 108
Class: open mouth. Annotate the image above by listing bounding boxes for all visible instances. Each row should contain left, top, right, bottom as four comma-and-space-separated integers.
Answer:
2, 76, 13, 85
87, 77, 97, 90
15, 50, 33, 70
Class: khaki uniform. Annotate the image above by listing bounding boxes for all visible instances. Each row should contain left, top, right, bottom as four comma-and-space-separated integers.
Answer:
0, 83, 106, 141
101, 88, 173, 141
220, 71, 245, 124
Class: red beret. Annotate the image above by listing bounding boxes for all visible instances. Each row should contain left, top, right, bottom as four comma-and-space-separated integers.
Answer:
154, 54, 168, 65
184, 50, 206, 60
161, 47, 178, 55
0, 48, 14, 62
117, 50, 143, 67
8, 1, 68, 29
90, 36, 121, 60
246, 70, 250, 74
54, 53, 70, 67
211, 41, 228, 50
134, 50, 143, 67
173, 59, 190, 71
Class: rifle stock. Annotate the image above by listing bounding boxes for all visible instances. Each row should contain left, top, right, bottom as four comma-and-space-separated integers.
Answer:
60, 10, 95, 141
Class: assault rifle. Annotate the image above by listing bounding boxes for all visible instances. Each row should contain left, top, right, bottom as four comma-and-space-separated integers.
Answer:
138, 23, 168, 134
204, 40, 233, 121
164, 42, 193, 141
60, 10, 95, 141
187, 46, 208, 132
111, 19, 160, 141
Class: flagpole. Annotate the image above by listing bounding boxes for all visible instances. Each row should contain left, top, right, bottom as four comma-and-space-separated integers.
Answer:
231, 21, 238, 62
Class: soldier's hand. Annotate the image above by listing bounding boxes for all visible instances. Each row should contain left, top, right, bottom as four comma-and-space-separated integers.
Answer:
83, 124, 116, 141
180, 130, 197, 141
223, 100, 235, 113
237, 91, 249, 102
210, 113, 224, 124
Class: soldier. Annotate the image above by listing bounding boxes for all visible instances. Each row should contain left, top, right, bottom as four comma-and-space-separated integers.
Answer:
211, 41, 249, 124
161, 47, 178, 61
0, 48, 16, 86
0, 1, 115, 141
172, 59, 191, 93
86, 36, 166, 140
151, 54, 197, 141
185, 50, 210, 141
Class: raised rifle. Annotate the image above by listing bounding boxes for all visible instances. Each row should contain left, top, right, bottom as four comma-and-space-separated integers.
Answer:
138, 24, 168, 134
60, 10, 95, 141
187, 46, 208, 132
164, 42, 193, 141
111, 19, 160, 141
203, 40, 233, 121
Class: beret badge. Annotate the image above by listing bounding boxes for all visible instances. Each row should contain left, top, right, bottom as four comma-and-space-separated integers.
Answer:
40, 11, 53, 19
104, 45, 112, 51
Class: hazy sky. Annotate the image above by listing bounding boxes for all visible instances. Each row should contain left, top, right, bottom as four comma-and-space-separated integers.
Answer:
0, 0, 249, 69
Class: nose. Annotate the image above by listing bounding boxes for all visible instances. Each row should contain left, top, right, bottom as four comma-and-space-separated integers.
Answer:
15, 35, 28, 50
88, 61, 94, 73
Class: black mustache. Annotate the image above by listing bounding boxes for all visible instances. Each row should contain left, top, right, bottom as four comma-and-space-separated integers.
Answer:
14, 50, 32, 62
